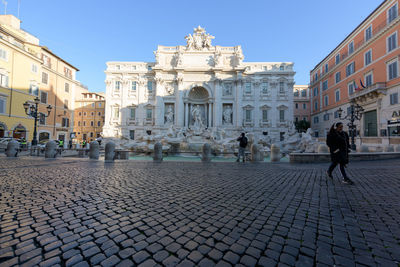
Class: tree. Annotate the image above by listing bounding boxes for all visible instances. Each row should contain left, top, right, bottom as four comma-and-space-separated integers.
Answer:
295, 120, 310, 133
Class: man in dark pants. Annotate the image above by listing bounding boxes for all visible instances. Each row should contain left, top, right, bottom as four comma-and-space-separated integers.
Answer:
326, 122, 354, 185
236, 132, 248, 162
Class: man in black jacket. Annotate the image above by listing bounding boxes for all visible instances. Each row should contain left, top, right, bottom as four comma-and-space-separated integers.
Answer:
236, 133, 248, 162
326, 122, 354, 184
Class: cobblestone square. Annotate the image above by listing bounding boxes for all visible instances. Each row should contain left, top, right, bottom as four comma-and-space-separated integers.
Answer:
1, 158, 400, 266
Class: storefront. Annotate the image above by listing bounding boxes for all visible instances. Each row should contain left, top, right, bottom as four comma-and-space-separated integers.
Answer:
388, 110, 400, 137
0, 122, 6, 138
12, 124, 26, 139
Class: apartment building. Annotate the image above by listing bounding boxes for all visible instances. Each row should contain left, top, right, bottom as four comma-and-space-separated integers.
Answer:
37, 47, 80, 143
73, 92, 105, 143
0, 15, 41, 140
309, 0, 400, 148
293, 85, 311, 123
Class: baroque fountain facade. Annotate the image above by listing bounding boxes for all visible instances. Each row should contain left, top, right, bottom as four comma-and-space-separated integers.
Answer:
102, 26, 314, 155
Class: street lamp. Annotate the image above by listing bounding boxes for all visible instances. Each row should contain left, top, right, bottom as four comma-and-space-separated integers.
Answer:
23, 97, 52, 146
337, 101, 364, 151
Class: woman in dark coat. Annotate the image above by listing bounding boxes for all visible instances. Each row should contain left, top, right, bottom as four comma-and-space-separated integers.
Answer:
326, 122, 354, 184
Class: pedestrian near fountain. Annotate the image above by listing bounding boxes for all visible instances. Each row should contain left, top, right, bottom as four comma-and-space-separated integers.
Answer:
236, 132, 248, 162
326, 122, 354, 185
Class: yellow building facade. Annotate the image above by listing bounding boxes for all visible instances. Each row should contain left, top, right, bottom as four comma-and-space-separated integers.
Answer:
0, 15, 41, 139
0, 14, 83, 144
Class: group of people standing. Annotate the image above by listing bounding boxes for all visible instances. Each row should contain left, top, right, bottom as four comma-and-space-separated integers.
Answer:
235, 122, 354, 185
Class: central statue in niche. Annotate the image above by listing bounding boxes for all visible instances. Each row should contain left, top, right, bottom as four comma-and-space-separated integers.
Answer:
191, 104, 204, 133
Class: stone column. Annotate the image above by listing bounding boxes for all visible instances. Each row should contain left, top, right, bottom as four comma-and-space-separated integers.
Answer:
185, 103, 189, 127
208, 103, 212, 128
153, 142, 163, 162
45, 140, 57, 159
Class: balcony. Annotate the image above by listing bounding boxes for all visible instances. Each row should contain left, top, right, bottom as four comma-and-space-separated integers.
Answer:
242, 119, 254, 127
144, 118, 155, 126
349, 82, 386, 101
126, 118, 136, 126
259, 119, 271, 127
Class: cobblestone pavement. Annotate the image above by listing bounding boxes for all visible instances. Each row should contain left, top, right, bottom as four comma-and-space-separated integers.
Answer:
0, 158, 400, 267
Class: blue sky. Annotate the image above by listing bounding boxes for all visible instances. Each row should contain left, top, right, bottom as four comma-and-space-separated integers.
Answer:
5, 0, 382, 92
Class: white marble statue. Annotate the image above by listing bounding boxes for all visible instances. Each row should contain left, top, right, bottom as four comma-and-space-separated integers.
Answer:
223, 106, 232, 124
191, 105, 203, 132
165, 106, 174, 124
185, 34, 194, 50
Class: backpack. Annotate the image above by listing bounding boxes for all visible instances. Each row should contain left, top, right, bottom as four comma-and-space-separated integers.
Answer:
240, 136, 248, 147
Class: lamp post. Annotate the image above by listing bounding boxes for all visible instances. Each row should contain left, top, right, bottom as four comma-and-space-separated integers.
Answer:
337, 101, 364, 151
23, 97, 52, 146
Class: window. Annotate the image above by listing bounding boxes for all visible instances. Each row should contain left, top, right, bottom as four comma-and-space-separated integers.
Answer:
388, 3, 398, 23
131, 81, 137, 91
313, 116, 319, 124
115, 81, 121, 91
97, 121, 101, 127
323, 114, 330, 121
365, 25, 372, 41
62, 118, 69, 127
40, 91, 47, 104
78, 112, 81, 116
29, 84, 39, 96
335, 72, 341, 83
279, 82, 285, 93
322, 80, 328, 91
113, 107, 119, 119
90, 121, 94, 126
314, 101, 318, 111
335, 53, 340, 65
334, 110, 339, 119
0, 48, 7, 61
130, 107, 136, 119
324, 63, 328, 73
388, 60, 398, 80
348, 82, 354, 95
301, 90, 307, 97
303, 103, 307, 109
346, 62, 355, 76
279, 110, 285, 122
294, 91, 299, 97
64, 99, 68, 109
262, 110, 268, 122
64, 67, 72, 79
390, 93, 399, 105
261, 82, 268, 94
90, 132, 94, 138
83, 121, 87, 127
365, 73, 373, 87
78, 121, 81, 126
0, 73, 8, 87
147, 81, 153, 92
314, 73, 318, 81
244, 82, 252, 94
365, 50, 372, 66
387, 32, 397, 52
98, 112, 101, 116
91, 103, 95, 108
245, 110, 252, 121
0, 96, 6, 114
130, 130, 135, 140
42, 72, 48, 84
280, 66, 284, 70
99, 103, 102, 108
324, 95, 329, 107
335, 89, 340, 102
313, 87, 318, 97
83, 112, 87, 116
146, 108, 153, 120
39, 113, 46, 125
65, 83, 69, 93
31, 64, 38, 73
348, 41, 354, 54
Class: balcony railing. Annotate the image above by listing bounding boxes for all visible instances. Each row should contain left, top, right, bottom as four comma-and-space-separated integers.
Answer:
310, 10, 400, 86
349, 82, 387, 100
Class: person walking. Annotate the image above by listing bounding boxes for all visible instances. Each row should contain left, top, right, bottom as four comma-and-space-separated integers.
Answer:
326, 122, 354, 184
236, 132, 248, 162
